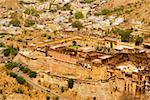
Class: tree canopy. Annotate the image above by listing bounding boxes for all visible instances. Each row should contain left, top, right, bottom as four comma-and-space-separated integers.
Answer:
72, 21, 83, 29
16, 76, 26, 84
67, 79, 74, 89
3, 46, 18, 57
75, 11, 84, 19
9, 19, 21, 27
135, 36, 143, 45
5, 61, 18, 69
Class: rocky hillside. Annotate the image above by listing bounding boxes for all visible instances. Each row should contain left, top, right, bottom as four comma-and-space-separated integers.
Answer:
100, 0, 150, 25
0, 0, 20, 9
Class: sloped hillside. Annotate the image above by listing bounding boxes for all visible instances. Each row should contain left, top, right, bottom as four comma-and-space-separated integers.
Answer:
100, 0, 150, 25
0, 0, 20, 9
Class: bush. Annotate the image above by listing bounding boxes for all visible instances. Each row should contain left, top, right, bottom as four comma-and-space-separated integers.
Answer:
9, 72, 17, 78
80, 0, 96, 3
120, 29, 132, 42
24, 19, 36, 27
9, 19, 21, 27
67, 79, 74, 89
3, 46, 18, 57
22, 67, 30, 73
15, 88, 23, 94
135, 36, 143, 45
72, 21, 83, 29
24, 8, 39, 17
101, 9, 112, 15
112, 29, 133, 42
19, 65, 25, 71
74, 11, 84, 19
16, 76, 26, 84
29, 71, 37, 78
18, 65, 30, 73
5, 62, 18, 69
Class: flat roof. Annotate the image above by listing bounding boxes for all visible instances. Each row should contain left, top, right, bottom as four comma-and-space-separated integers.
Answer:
50, 44, 69, 50
114, 45, 134, 50
99, 55, 112, 59
78, 47, 95, 53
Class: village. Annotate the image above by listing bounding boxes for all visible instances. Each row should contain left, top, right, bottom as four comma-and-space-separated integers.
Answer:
0, 0, 150, 100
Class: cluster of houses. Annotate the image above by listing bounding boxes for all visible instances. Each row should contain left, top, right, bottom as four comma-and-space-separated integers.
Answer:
0, 0, 150, 97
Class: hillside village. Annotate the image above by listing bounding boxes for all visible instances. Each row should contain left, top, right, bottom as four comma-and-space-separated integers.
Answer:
0, 0, 150, 100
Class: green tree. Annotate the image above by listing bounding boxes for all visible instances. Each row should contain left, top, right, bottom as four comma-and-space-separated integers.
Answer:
21, 67, 30, 73
75, 11, 84, 19
29, 71, 37, 78
3, 46, 18, 57
15, 88, 23, 94
67, 79, 74, 89
72, 21, 83, 30
117, 29, 133, 42
135, 36, 143, 45
9, 72, 18, 78
24, 8, 39, 17
5, 62, 18, 69
16, 76, 26, 84
9, 19, 21, 27
101, 9, 112, 15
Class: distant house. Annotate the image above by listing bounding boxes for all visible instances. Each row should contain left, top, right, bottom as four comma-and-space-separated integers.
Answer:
104, 37, 118, 48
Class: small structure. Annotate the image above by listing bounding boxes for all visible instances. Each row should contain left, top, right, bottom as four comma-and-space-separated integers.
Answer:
143, 42, 150, 49
104, 37, 118, 48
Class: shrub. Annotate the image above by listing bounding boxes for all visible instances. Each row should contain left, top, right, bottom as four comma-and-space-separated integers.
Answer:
24, 8, 39, 17
112, 29, 133, 42
9, 19, 21, 27
74, 11, 84, 19
119, 29, 132, 42
16, 76, 26, 84
19, 65, 25, 71
29, 71, 37, 78
67, 79, 74, 89
80, 0, 96, 3
72, 21, 83, 29
22, 67, 30, 73
5, 62, 18, 69
135, 36, 143, 45
3, 46, 18, 57
101, 9, 112, 15
9, 72, 17, 78
15, 88, 23, 94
